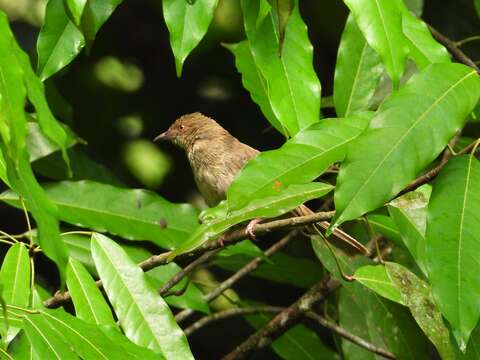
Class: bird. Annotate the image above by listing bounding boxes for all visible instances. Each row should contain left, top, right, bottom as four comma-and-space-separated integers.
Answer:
154, 112, 369, 255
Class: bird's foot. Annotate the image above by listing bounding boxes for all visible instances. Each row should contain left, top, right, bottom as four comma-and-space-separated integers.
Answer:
245, 218, 262, 240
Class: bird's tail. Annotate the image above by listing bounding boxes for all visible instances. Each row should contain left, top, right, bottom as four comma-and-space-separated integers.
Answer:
294, 205, 370, 256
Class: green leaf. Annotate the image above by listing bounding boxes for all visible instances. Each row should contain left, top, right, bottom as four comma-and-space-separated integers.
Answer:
476, 0, 480, 18
66, 258, 116, 327
0, 180, 199, 250
41, 309, 161, 360
426, 155, 480, 348
401, 12, 450, 70
334, 15, 383, 117
224, 41, 280, 132
37, 0, 85, 81
8, 331, 34, 359
343, 0, 409, 86
366, 214, 402, 245
62, 233, 96, 273
170, 182, 333, 259
11, 38, 73, 169
163, 0, 219, 77
332, 63, 480, 229
0, 243, 30, 342
385, 262, 454, 360
23, 314, 79, 360
65, 0, 87, 25
227, 114, 371, 211
91, 233, 193, 358
388, 185, 431, 276
80, 0, 123, 48
339, 283, 429, 360
0, 12, 68, 283
240, 0, 321, 136
26, 122, 77, 163
0, 244, 31, 308
246, 312, 340, 360
354, 264, 403, 304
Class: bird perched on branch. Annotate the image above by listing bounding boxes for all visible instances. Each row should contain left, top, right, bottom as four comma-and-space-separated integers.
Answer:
154, 112, 368, 255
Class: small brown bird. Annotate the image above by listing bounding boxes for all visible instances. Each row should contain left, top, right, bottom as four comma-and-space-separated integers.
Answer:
154, 112, 368, 255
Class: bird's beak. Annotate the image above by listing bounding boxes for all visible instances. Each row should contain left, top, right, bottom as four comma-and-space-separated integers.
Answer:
153, 131, 171, 142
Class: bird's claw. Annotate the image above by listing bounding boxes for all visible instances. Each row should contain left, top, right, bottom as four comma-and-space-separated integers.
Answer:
245, 218, 262, 240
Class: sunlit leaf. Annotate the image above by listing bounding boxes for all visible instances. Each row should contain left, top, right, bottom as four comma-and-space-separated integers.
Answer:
91, 233, 193, 358
80, 0, 123, 48
0, 180, 199, 250
163, 0, 219, 76
66, 258, 116, 327
227, 114, 371, 210
354, 264, 403, 304
170, 182, 333, 259
37, 0, 85, 81
334, 15, 383, 117
343, 0, 409, 86
332, 64, 480, 229
65, 0, 87, 25
388, 185, 431, 276
240, 0, 321, 136
426, 155, 480, 348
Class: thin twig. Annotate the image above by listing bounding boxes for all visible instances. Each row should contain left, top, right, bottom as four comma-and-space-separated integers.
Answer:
174, 231, 297, 323
306, 312, 396, 360
44, 212, 334, 308
159, 249, 221, 296
456, 35, 480, 47
184, 306, 285, 336
399, 138, 479, 196
221, 275, 341, 360
428, 25, 480, 73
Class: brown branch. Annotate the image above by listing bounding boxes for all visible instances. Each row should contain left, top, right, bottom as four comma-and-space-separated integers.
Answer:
306, 312, 396, 360
399, 138, 479, 196
184, 306, 285, 337
221, 275, 341, 360
44, 212, 334, 309
174, 231, 296, 323
159, 249, 220, 296
428, 25, 480, 73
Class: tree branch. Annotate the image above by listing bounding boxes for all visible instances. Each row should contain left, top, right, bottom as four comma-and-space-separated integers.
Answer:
174, 231, 297, 323
306, 312, 396, 360
428, 24, 480, 73
184, 306, 285, 337
44, 212, 334, 309
221, 275, 341, 360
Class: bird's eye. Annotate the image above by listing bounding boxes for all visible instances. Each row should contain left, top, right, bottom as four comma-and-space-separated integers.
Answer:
180, 125, 185, 130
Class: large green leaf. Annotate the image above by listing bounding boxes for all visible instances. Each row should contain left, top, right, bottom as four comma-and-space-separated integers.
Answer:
26, 122, 77, 163
224, 41, 280, 133
388, 185, 431, 276
0, 12, 68, 282
0, 243, 30, 342
66, 258, 116, 327
354, 264, 403, 304
332, 63, 480, 229
334, 15, 383, 117
386, 262, 454, 360
227, 114, 371, 211
170, 182, 333, 259
426, 155, 480, 348
0, 180, 199, 249
339, 283, 429, 360
40, 309, 162, 360
163, 0, 219, 76
11, 39, 72, 168
80, 0, 123, 48
23, 314, 79, 360
91, 233, 193, 358
65, 0, 87, 25
401, 12, 450, 69
37, 0, 85, 81
476, 0, 480, 18
240, 0, 321, 136
343, 0, 409, 86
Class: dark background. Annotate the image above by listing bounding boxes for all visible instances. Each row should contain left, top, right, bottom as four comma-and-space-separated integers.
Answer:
2, 0, 480, 358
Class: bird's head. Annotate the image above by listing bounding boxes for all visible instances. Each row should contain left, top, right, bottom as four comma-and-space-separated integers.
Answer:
154, 112, 227, 149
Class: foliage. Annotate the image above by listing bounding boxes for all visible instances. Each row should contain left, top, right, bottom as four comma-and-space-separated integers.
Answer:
0, 0, 479, 358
